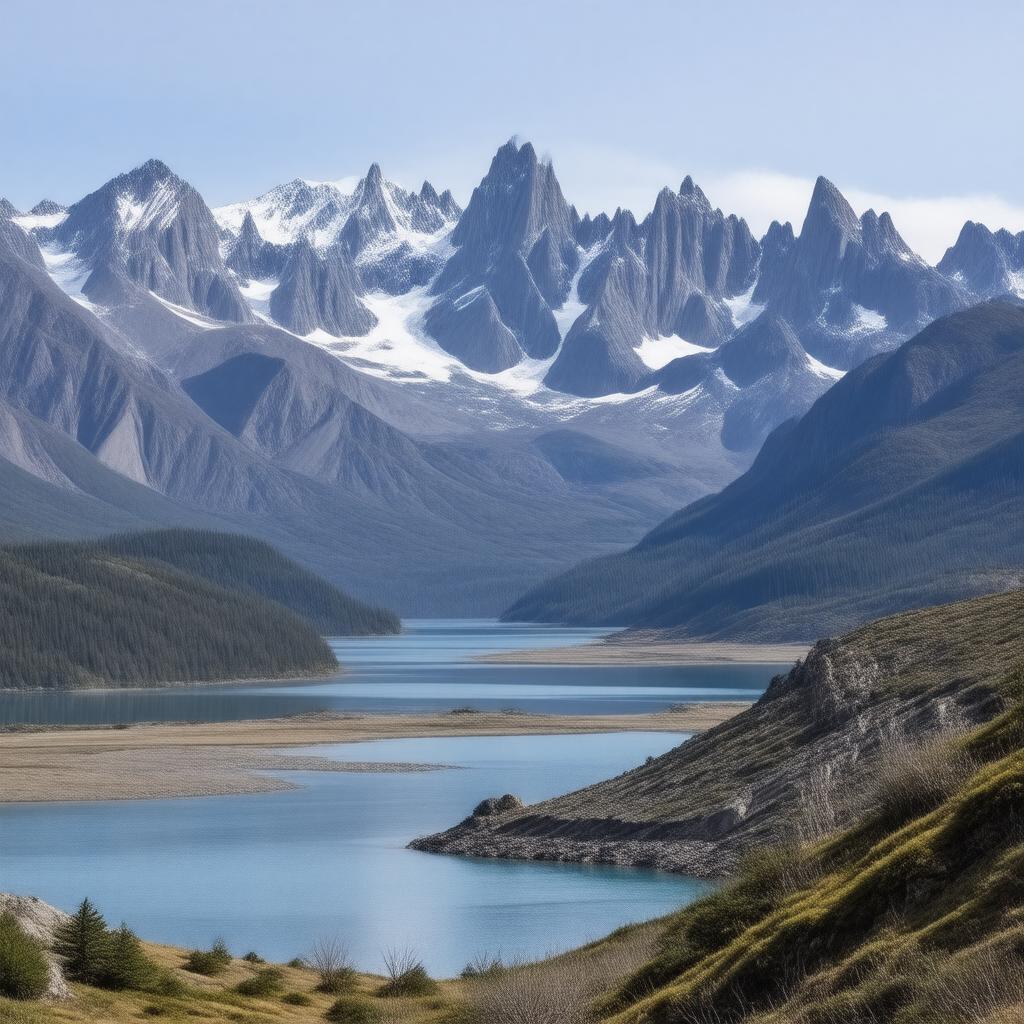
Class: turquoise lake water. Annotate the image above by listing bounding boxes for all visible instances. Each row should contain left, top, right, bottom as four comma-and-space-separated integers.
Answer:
0, 621, 790, 974
1, 732, 710, 974
0, 620, 787, 726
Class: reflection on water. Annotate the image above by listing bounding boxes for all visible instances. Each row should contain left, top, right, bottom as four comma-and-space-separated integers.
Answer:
0, 619, 787, 726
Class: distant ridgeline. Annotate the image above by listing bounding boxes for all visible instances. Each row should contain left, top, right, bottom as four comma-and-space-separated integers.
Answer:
506, 301, 1024, 640
0, 530, 399, 690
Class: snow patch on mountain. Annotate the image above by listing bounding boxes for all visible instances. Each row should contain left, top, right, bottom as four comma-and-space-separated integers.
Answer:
38, 244, 100, 311
149, 291, 223, 330
303, 286, 455, 382
850, 303, 888, 333
238, 277, 278, 319
723, 283, 764, 327
12, 211, 67, 232
805, 352, 846, 380
636, 335, 714, 370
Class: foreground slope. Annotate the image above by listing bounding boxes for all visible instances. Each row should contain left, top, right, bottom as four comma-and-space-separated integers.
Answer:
415, 588, 1024, 875
0, 533, 346, 689
600, 687, 1024, 1024
506, 300, 1024, 639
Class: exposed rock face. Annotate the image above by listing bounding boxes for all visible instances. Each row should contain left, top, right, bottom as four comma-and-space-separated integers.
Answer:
269, 240, 376, 337
471, 794, 524, 817
0, 894, 72, 999
411, 588, 1023, 875
545, 180, 761, 397
427, 139, 574, 366
52, 159, 252, 323
423, 286, 522, 372
751, 176, 965, 368
938, 220, 1024, 298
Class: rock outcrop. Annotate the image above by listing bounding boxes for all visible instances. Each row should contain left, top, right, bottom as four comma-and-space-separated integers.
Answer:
411, 588, 1023, 876
0, 894, 72, 999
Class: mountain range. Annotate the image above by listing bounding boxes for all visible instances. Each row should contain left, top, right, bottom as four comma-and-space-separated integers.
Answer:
507, 300, 1024, 638
2, 140, 1022, 615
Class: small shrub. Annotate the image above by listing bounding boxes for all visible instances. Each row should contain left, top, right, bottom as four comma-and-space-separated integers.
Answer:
241, 951, 265, 964
309, 937, 357, 994
96, 925, 157, 991
142, 1006, 166, 1017
282, 991, 313, 1006
377, 947, 438, 997
287, 957, 307, 969
461, 951, 505, 978
150, 970, 186, 997
324, 995, 383, 1023
865, 724, 978, 829
235, 967, 284, 997
0, 912, 50, 1000
183, 938, 232, 976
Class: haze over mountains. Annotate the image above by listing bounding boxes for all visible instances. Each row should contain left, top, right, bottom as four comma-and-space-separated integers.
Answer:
1, 140, 1022, 615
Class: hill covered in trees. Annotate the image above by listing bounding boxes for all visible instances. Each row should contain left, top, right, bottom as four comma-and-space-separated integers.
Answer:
0, 530, 396, 689
505, 301, 1024, 640
89, 530, 399, 636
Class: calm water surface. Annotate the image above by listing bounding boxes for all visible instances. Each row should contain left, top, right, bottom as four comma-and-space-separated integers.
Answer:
1, 732, 712, 974
0, 621, 789, 972
0, 620, 788, 726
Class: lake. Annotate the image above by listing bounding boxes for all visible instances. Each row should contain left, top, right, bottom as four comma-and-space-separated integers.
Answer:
0, 732, 712, 975
0, 619, 788, 726
0, 620, 789, 974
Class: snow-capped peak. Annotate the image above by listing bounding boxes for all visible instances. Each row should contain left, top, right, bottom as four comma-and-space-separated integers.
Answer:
214, 166, 462, 255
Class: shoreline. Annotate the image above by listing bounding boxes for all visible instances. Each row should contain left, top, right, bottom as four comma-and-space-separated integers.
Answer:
0, 705, 748, 804
474, 638, 810, 665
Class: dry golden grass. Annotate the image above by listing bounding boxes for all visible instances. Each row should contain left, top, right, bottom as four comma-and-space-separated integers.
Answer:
0, 940, 464, 1024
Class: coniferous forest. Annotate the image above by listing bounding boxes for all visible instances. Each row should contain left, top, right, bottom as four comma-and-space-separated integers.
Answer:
0, 530, 397, 690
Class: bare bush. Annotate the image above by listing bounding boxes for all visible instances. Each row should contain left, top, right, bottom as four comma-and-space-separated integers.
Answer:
378, 947, 437, 996
861, 721, 978, 827
795, 761, 845, 843
462, 950, 505, 978
308, 936, 356, 994
917, 943, 1024, 1023
465, 931, 657, 1024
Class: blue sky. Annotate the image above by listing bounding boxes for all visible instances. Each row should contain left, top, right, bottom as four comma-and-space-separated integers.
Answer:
5, 0, 1023, 259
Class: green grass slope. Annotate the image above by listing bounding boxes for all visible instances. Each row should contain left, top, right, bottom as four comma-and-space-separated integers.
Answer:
600, 684, 1024, 1024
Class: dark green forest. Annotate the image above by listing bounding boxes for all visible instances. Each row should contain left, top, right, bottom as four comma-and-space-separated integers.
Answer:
0, 530, 389, 689
89, 530, 400, 636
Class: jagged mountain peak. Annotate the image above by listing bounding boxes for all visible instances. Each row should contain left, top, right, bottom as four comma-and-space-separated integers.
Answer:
802, 175, 861, 242
0, 198, 20, 220
29, 199, 66, 216
938, 218, 1024, 298
679, 174, 711, 208
420, 180, 440, 204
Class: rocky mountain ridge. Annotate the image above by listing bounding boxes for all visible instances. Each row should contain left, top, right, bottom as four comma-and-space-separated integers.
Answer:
412, 587, 1024, 875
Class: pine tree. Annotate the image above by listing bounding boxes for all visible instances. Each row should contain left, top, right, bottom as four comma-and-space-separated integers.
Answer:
52, 898, 109, 984
97, 925, 155, 991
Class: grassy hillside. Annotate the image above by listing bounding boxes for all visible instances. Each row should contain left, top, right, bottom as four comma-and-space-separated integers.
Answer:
415, 588, 1024, 877
505, 301, 1024, 639
596, 686, 1024, 1024
91, 530, 400, 636
0, 534, 346, 689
